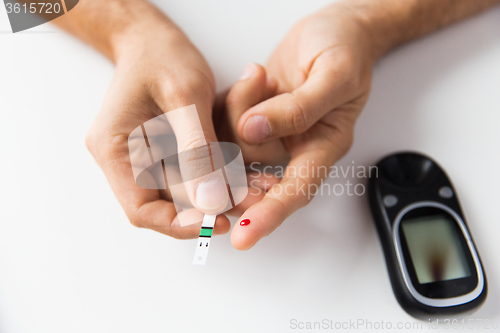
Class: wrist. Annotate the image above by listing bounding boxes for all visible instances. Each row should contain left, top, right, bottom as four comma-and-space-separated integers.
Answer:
54, 0, 180, 62
335, 0, 500, 61
111, 19, 182, 65
334, 0, 416, 61
108, 6, 181, 64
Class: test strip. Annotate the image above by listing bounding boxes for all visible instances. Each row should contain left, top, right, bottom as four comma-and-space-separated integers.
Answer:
192, 214, 217, 265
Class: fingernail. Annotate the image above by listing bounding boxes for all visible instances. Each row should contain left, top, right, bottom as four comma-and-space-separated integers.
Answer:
196, 178, 227, 210
243, 115, 271, 142
240, 219, 251, 226
239, 64, 256, 80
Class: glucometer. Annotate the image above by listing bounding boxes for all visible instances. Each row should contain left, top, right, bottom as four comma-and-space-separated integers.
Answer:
368, 152, 487, 319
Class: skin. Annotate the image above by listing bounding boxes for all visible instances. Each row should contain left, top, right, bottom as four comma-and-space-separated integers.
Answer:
52, 0, 500, 247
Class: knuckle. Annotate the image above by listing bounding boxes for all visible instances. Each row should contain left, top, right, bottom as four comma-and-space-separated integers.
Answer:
294, 176, 316, 204
84, 128, 116, 166
225, 89, 243, 109
108, 134, 131, 161
88, 133, 131, 169
84, 124, 103, 156
336, 127, 355, 158
337, 51, 363, 92
162, 71, 214, 107
180, 136, 210, 152
178, 145, 213, 178
128, 205, 151, 229
286, 96, 311, 134
322, 119, 355, 159
339, 133, 354, 157
129, 215, 144, 229
261, 196, 288, 231
167, 82, 194, 103
85, 124, 129, 162
84, 131, 96, 154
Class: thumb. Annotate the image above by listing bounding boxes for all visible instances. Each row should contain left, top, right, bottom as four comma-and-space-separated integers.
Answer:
165, 104, 230, 216
237, 52, 363, 143
150, 71, 232, 218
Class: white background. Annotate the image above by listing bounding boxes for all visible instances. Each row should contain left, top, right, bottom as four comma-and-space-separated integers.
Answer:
1, 1, 499, 332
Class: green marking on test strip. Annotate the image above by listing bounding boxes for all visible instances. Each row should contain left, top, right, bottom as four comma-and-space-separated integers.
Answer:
199, 228, 213, 237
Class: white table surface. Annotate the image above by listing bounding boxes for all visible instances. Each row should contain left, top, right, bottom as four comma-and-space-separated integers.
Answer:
1, 1, 499, 332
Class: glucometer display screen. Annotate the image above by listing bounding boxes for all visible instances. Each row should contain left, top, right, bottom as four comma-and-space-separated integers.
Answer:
401, 215, 471, 284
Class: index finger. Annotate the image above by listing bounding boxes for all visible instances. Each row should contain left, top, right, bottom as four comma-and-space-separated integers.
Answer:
98, 138, 231, 239
230, 126, 353, 250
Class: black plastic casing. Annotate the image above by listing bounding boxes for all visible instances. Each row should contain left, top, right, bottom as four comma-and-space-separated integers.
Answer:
368, 151, 487, 320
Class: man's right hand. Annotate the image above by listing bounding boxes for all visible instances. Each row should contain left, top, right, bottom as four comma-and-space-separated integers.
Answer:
82, 11, 234, 239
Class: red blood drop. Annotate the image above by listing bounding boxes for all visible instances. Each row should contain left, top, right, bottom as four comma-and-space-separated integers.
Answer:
240, 219, 251, 226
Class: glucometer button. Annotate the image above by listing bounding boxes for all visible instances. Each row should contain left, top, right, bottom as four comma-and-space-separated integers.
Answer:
438, 186, 454, 199
383, 195, 398, 208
